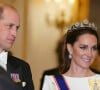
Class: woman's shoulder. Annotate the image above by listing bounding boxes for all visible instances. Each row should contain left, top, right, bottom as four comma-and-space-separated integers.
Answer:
44, 75, 56, 81
44, 75, 62, 83
94, 74, 100, 78
43, 75, 59, 90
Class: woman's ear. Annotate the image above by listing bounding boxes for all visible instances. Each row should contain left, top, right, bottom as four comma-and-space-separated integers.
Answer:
67, 43, 73, 53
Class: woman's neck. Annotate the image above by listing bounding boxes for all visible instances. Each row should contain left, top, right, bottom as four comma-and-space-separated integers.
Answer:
64, 64, 95, 77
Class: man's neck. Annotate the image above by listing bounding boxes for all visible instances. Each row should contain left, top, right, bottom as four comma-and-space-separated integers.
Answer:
0, 49, 5, 53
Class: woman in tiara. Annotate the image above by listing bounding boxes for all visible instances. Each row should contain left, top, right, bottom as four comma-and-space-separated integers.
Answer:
42, 19, 100, 90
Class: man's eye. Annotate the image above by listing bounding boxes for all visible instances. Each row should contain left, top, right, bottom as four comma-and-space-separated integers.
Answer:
8, 24, 13, 28
5, 24, 13, 29
16, 26, 20, 31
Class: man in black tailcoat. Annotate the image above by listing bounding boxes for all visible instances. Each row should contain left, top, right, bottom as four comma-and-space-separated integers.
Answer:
0, 3, 34, 90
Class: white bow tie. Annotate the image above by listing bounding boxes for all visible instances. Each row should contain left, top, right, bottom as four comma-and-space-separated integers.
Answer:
0, 51, 8, 65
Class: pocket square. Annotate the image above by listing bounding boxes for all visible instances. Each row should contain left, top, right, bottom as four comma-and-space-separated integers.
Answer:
22, 81, 26, 87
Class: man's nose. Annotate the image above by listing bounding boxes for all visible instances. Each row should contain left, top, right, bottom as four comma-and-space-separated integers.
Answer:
11, 28, 17, 37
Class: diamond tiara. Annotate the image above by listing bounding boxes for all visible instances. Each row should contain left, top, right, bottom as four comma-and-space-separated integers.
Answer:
68, 19, 97, 32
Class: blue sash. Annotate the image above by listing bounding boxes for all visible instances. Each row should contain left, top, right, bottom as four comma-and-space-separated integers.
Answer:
54, 75, 69, 90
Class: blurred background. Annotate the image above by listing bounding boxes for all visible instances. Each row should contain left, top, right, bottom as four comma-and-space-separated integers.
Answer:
0, 0, 100, 89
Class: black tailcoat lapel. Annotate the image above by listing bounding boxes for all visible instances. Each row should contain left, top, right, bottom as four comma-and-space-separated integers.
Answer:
7, 55, 22, 89
7, 54, 34, 90
7, 54, 22, 78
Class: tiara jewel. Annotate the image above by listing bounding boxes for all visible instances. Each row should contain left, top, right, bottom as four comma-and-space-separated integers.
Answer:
68, 19, 97, 32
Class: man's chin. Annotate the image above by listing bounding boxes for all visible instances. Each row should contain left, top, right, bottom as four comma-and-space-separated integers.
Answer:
4, 45, 13, 50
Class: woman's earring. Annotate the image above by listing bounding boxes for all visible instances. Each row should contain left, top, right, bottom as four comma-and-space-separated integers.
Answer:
69, 53, 72, 59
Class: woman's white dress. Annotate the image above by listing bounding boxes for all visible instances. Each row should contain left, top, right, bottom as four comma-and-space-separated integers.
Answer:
42, 74, 100, 90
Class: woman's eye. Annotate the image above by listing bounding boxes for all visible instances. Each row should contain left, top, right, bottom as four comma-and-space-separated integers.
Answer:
80, 46, 86, 50
92, 46, 97, 51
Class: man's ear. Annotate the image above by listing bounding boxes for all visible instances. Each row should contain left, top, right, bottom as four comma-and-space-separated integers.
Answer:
67, 43, 73, 53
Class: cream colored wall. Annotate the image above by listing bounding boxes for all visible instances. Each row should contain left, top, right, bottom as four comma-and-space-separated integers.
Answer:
25, 1, 60, 89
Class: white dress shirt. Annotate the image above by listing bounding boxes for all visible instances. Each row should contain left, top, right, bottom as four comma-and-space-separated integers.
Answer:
0, 50, 8, 71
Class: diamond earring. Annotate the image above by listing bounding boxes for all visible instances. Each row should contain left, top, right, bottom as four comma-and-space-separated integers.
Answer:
69, 53, 72, 59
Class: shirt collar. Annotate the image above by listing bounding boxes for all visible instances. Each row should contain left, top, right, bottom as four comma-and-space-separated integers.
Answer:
0, 50, 8, 64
